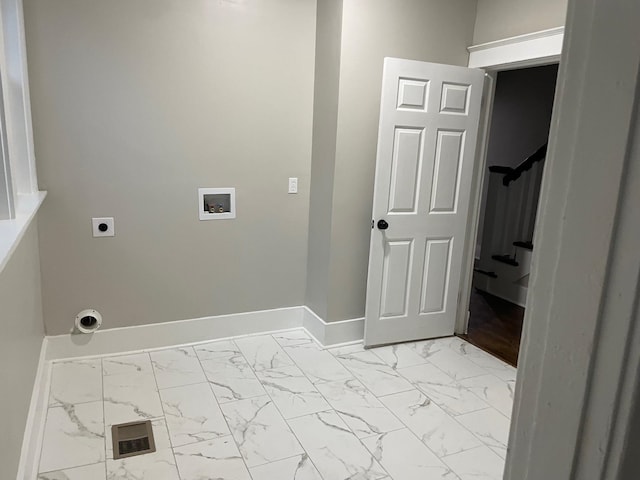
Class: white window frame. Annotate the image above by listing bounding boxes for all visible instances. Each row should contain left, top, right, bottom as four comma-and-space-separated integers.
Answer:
0, 0, 45, 273
0, 94, 14, 219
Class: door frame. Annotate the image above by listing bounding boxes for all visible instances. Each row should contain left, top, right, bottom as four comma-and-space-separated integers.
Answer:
455, 28, 564, 335
457, 2, 640, 476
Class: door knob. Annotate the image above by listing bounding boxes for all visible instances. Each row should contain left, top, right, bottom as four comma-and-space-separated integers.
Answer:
377, 219, 389, 230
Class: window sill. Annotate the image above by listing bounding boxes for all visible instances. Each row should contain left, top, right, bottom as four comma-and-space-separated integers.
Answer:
0, 191, 47, 274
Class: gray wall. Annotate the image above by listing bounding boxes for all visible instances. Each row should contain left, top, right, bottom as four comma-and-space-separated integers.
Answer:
24, 0, 567, 333
473, 0, 568, 45
620, 348, 640, 478
486, 64, 559, 168
0, 222, 45, 480
305, 0, 343, 320
476, 64, 558, 256
324, 0, 478, 321
25, 0, 316, 334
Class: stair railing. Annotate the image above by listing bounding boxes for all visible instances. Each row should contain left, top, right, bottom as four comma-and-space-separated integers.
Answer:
477, 143, 547, 273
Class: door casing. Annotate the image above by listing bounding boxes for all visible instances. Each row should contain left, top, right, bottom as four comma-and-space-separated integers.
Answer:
455, 32, 563, 335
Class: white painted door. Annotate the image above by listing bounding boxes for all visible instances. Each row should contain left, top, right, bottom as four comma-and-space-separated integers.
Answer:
365, 58, 485, 347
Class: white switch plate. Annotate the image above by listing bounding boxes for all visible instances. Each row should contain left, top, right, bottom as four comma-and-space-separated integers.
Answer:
92, 217, 115, 237
288, 177, 298, 194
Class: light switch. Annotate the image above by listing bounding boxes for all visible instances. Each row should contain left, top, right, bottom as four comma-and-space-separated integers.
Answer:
288, 177, 298, 194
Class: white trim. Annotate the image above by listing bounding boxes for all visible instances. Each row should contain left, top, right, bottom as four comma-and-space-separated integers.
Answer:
456, 72, 496, 334
16, 338, 50, 480
0, 0, 39, 196
46, 306, 304, 361
47, 327, 309, 364
15, 0, 39, 193
325, 317, 365, 346
302, 306, 365, 347
46, 306, 364, 361
505, 0, 640, 476
468, 27, 564, 70
0, 190, 46, 274
457, 29, 564, 335
44, 305, 368, 361
301, 306, 326, 344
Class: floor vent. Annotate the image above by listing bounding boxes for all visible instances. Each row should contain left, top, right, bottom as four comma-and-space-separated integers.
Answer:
111, 420, 156, 459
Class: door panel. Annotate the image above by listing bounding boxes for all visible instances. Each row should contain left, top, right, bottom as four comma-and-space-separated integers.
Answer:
430, 130, 465, 213
380, 240, 413, 318
440, 82, 471, 115
420, 238, 452, 314
365, 58, 484, 347
388, 128, 424, 213
397, 78, 429, 110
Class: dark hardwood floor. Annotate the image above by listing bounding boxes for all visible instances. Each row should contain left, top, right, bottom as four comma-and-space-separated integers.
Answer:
459, 288, 524, 367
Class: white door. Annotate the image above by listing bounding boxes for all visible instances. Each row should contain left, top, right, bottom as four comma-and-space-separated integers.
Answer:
364, 58, 485, 347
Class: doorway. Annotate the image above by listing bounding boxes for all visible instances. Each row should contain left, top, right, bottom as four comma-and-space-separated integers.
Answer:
461, 64, 559, 366
358, 49, 563, 479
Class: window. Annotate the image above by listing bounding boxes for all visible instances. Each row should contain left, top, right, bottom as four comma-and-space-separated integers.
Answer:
0, 0, 44, 272
0, 82, 15, 220
0, 0, 41, 218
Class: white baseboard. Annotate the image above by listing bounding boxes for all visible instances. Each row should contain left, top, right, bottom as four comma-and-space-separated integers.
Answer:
476, 280, 528, 308
17, 337, 51, 480
46, 306, 304, 361
26, 306, 367, 477
302, 306, 365, 346
45, 306, 368, 361
301, 307, 326, 344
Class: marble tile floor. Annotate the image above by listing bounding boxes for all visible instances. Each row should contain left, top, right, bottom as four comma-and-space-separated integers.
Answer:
37, 330, 516, 480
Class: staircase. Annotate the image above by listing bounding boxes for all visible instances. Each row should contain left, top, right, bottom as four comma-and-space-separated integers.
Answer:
474, 143, 547, 307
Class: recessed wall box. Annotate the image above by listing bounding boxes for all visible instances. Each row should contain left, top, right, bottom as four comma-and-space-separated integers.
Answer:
198, 187, 236, 220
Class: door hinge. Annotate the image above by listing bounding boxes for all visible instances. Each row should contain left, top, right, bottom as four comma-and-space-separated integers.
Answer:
371, 219, 374, 229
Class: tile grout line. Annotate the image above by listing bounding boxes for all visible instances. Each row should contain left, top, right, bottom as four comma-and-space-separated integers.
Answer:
100, 358, 107, 480
193, 338, 258, 480
340, 348, 466, 473
446, 406, 509, 459
149, 349, 187, 480
256, 334, 335, 480
327, 339, 494, 478
47, 326, 307, 364
270, 333, 394, 480
341, 339, 510, 473
37, 460, 108, 477
325, 343, 439, 456
393, 345, 511, 463
36, 365, 107, 477
395, 356, 494, 415
397, 342, 513, 418
272, 334, 392, 478
35, 364, 54, 477
433, 352, 515, 422
399, 344, 511, 462
335, 355, 460, 473
195, 340, 267, 408
328, 355, 416, 439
